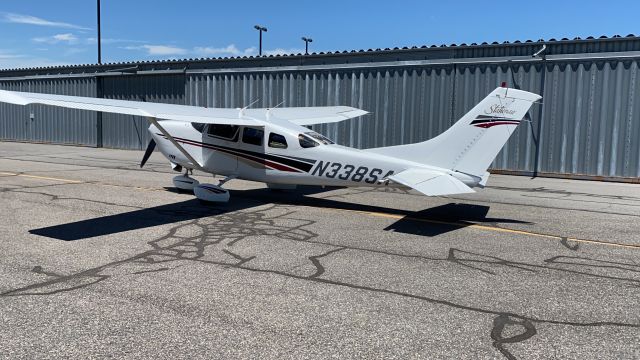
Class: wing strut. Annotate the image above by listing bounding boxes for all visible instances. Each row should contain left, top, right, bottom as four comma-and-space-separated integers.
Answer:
146, 117, 204, 171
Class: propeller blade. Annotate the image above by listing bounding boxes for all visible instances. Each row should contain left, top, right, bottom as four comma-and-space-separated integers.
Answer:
140, 139, 156, 168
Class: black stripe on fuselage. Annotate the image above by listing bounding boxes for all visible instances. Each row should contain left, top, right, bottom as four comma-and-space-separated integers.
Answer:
158, 134, 317, 172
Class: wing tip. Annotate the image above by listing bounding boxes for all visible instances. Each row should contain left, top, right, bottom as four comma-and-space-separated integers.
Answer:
0, 89, 30, 106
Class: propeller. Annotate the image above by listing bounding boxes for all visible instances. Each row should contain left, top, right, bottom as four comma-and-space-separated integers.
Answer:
140, 139, 156, 168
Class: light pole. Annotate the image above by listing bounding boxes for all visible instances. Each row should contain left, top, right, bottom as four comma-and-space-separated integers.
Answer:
97, 0, 102, 64
254, 25, 267, 56
301, 36, 313, 55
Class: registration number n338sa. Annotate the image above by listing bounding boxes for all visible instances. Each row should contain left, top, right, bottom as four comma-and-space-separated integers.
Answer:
310, 161, 394, 184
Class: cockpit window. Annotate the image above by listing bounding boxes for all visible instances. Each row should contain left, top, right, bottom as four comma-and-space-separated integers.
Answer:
305, 131, 334, 145
298, 134, 319, 148
191, 123, 206, 133
207, 124, 239, 141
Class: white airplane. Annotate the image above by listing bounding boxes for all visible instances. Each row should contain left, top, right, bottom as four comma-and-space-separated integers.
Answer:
0, 87, 540, 202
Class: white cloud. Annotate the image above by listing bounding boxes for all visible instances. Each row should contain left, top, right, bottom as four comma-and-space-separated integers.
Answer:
86, 37, 146, 45
0, 50, 23, 60
3, 13, 91, 30
33, 33, 78, 44
264, 48, 304, 56
0, 53, 69, 70
194, 44, 239, 56
193, 45, 302, 57
194, 44, 256, 57
123, 44, 188, 56
121, 43, 305, 59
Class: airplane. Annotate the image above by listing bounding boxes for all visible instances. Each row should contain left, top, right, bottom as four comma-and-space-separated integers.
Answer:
0, 86, 541, 203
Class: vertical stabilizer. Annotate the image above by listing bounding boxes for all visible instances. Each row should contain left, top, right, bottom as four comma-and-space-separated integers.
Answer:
366, 87, 541, 177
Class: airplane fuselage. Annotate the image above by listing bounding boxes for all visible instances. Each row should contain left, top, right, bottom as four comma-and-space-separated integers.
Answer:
150, 120, 480, 189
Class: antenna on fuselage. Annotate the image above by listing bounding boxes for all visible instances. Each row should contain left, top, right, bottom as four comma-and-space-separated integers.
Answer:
265, 100, 285, 121
238, 98, 260, 118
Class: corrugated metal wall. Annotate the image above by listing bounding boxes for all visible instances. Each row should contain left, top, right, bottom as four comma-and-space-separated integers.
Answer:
1, 55, 639, 180
0, 78, 97, 146
101, 74, 185, 150
539, 60, 640, 178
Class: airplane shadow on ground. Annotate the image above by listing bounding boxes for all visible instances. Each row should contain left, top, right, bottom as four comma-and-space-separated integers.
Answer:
383, 203, 531, 237
29, 186, 531, 241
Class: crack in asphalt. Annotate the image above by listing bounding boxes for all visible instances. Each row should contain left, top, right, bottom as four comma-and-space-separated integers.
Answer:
2, 186, 144, 210
491, 314, 537, 360
560, 237, 580, 251
308, 247, 346, 279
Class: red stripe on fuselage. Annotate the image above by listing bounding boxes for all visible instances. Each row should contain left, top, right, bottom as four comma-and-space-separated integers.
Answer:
163, 136, 302, 173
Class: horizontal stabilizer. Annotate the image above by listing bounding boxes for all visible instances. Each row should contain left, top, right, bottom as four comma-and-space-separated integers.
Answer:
387, 168, 475, 197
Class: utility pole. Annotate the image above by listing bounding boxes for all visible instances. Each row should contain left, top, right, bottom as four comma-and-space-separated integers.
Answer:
96, 0, 103, 148
97, 0, 102, 64
254, 25, 267, 56
301, 37, 313, 55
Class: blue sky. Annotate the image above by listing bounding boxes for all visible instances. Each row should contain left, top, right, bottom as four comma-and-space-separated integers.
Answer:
1, 0, 638, 69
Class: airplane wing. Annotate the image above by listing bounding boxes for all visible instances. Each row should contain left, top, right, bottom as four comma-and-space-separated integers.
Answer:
387, 168, 475, 196
245, 106, 368, 126
0, 90, 368, 126
0, 90, 263, 126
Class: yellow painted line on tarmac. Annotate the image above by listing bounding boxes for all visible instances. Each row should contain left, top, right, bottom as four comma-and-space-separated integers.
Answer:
2, 170, 638, 249
333, 208, 640, 250
0, 171, 161, 191
0, 171, 83, 184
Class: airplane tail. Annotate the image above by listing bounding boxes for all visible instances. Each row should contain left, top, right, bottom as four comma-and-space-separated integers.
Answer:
366, 87, 541, 179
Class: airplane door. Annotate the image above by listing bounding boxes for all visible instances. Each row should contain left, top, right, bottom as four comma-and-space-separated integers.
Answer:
235, 126, 266, 177
202, 124, 238, 175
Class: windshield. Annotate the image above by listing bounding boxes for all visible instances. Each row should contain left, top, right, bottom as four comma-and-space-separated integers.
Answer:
305, 131, 334, 145
298, 134, 319, 148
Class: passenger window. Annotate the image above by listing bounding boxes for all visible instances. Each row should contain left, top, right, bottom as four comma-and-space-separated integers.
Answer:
242, 127, 264, 146
191, 123, 206, 133
207, 124, 239, 141
298, 134, 319, 148
268, 133, 288, 149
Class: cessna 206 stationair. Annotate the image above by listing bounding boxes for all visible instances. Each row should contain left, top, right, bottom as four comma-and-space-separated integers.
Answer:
0, 87, 541, 202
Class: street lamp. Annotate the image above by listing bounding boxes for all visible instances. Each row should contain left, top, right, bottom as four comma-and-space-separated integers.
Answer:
97, 0, 102, 64
254, 25, 268, 56
301, 36, 313, 55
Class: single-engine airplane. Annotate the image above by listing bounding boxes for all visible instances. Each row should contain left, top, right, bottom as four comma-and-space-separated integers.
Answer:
0, 87, 541, 202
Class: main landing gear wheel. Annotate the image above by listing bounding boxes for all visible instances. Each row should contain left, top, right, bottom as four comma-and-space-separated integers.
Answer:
193, 175, 235, 203
172, 171, 199, 191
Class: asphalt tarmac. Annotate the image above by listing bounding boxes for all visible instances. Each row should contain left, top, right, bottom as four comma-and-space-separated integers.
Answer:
0, 141, 638, 359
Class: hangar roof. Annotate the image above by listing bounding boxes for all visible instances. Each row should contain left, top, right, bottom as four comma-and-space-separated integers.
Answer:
1, 34, 639, 76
